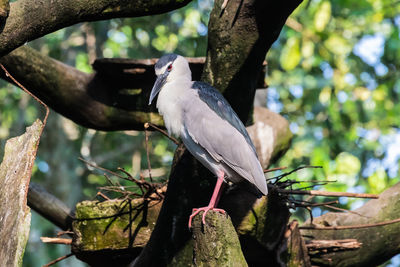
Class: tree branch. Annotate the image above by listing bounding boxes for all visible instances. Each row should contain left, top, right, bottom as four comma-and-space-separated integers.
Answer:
28, 182, 74, 231
301, 182, 400, 266
0, 47, 200, 130
0, 0, 192, 57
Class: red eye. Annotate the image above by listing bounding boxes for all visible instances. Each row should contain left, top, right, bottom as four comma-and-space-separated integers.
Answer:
167, 64, 172, 71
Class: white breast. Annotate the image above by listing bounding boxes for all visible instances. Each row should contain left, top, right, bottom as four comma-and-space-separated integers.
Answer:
156, 81, 191, 137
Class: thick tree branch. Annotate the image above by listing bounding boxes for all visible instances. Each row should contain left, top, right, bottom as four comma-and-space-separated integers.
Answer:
0, 47, 268, 131
301, 182, 400, 267
0, 46, 203, 130
0, 0, 192, 57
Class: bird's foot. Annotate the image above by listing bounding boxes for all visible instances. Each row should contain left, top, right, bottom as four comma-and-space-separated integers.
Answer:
188, 206, 226, 229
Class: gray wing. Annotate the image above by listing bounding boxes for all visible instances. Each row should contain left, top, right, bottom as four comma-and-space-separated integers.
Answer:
182, 89, 267, 195
192, 82, 258, 156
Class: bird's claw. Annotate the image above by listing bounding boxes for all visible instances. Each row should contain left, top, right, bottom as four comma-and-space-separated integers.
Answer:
188, 207, 226, 229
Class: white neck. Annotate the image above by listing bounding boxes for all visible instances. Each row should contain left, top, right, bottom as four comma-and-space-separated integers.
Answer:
155, 55, 193, 136
156, 80, 192, 136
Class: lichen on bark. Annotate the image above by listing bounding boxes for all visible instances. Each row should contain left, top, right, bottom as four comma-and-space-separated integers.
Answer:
72, 199, 163, 266
0, 120, 43, 266
192, 212, 248, 267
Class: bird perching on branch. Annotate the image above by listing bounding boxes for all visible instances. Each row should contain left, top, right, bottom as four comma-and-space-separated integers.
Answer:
149, 54, 268, 228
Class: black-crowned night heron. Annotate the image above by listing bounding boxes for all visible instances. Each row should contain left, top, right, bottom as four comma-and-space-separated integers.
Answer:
149, 54, 268, 228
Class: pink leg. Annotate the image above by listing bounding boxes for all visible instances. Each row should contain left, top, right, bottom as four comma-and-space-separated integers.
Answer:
188, 171, 226, 228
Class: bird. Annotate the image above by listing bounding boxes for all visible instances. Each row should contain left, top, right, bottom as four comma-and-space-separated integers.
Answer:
148, 54, 268, 228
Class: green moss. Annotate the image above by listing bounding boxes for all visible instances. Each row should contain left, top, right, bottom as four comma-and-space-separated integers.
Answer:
237, 197, 268, 236
192, 212, 248, 267
73, 199, 162, 252
168, 240, 194, 267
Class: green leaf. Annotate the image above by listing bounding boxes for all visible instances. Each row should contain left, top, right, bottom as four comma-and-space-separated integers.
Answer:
314, 1, 331, 32
280, 37, 301, 71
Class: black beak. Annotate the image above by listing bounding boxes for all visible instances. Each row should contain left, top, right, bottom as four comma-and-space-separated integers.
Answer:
149, 72, 168, 105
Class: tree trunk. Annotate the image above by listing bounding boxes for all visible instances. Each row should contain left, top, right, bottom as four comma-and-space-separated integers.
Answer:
132, 0, 301, 265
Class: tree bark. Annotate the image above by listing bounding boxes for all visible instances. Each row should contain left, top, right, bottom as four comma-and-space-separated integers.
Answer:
72, 199, 163, 266
191, 212, 248, 267
0, 0, 9, 28
0, 48, 268, 131
0, 120, 42, 267
301, 182, 400, 267
0, 47, 193, 130
0, 0, 192, 57
27, 182, 74, 231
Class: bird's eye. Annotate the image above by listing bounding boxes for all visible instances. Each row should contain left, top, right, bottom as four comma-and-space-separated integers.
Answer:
167, 64, 172, 72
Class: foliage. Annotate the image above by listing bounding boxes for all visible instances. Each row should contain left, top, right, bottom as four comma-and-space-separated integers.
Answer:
267, 0, 400, 215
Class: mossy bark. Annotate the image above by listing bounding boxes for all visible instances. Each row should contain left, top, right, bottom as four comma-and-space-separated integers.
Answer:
0, 120, 43, 266
72, 199, 162, 266
191, 212, 248, 267
0, 0, 9, 26
203, 0, 302, 124
285, 221, 311, 267
0, 46, 164, 131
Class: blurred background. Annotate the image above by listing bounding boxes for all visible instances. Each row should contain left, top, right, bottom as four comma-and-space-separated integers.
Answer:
0, 0, 399, 265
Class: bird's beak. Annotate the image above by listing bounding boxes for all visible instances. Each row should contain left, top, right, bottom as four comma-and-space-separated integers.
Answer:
149, 73, 168, 105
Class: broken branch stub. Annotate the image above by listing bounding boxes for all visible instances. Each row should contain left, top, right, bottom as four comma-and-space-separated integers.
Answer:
0, 120, 43, 266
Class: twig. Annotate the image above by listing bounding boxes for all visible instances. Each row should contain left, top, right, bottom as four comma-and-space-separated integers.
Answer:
144, 123, 154, 182
264, 166, 287, 173
145, 122, 179, 145
42, 253, 73, 267
79, 157, 132, 182
297, 200, 338, 207
300, 217, 400, 230
267, 165, 322, 182
0, 64, 49, 127
278, 189, 379, 199
285, 17, 303, 32
0, 64, 50, 202
40, 237, 72, 245
325, 204, 370, 218
96, 191, 110, 200
56, 231, 73, 237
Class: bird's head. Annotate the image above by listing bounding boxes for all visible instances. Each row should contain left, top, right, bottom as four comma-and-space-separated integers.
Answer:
149, 54, 191, 105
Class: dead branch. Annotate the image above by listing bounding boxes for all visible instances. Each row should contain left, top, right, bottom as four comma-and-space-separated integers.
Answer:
144, 124, 154, 182
264, 166, 287, 173
42, 253, 73, 267
28, 182, 74, 231
278, 189, 379, 199
0, 64, 49, 127
145, 122, 179, 145
40, 237, 72, 245
306, 239, 361, 252
80, 158, 166, 202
